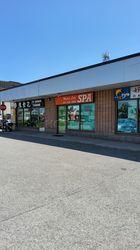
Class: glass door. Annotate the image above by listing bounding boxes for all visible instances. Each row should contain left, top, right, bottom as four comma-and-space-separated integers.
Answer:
58, 106, 66, 134
31, 108, 39, 128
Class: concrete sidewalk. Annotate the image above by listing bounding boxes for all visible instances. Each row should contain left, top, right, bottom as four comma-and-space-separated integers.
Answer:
6, 131, 140, 152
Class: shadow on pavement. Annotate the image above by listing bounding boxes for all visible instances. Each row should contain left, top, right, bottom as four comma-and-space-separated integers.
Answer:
0, 132, 140, 163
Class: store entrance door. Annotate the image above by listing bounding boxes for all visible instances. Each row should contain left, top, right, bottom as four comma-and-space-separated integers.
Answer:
58, 106, 66, 134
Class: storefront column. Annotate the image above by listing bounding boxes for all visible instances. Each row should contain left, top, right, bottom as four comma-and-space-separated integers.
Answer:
95, 89, 115, 135
45, 98, 57, 133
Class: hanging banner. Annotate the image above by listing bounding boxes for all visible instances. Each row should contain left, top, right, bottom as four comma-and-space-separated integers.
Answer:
114, 87, 130, 100
130, 86, 140, 99
55, 92, 94, 105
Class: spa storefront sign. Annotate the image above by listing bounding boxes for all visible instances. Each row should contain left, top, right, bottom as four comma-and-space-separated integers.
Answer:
55, 92, 94, 105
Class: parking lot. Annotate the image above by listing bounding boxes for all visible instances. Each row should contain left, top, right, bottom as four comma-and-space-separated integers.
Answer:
0, 133, 140, 250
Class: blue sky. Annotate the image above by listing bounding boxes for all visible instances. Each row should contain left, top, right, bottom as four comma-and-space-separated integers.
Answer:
0, 0, 140, 83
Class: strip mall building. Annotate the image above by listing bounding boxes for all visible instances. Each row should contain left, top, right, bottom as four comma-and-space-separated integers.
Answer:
0, 53, 140, 142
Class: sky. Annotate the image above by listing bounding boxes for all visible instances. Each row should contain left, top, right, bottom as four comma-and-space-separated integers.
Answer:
0, 0, 140, 83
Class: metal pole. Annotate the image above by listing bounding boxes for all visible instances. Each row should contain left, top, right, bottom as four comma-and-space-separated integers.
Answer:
2, 102, 4, 131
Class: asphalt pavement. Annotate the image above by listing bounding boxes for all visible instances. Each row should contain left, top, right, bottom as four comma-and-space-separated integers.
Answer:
0, 132, 140, 249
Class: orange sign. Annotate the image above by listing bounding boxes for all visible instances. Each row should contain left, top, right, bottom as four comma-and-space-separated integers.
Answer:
55, 92, 94, 105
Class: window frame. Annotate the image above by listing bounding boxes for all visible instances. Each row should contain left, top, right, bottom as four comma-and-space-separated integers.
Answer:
16, 100, 45, 129
80, 103, 95, 131
57, 102, 95, 132
115, 98, 139, 134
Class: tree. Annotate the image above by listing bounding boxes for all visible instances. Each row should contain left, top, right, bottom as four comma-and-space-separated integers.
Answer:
102, 52, 110, 62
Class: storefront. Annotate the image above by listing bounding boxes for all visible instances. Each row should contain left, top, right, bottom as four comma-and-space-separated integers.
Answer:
55, 92, 95, 134
115, 86, 140, 134
1, 52, 140, 142
16, 99, 45, 130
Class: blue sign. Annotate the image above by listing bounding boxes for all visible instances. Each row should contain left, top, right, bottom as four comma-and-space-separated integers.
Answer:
114, 87, 130, 100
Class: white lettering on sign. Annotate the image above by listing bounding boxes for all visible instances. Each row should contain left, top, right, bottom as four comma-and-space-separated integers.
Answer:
77, 93, 92, 103
131, 86, 140, 99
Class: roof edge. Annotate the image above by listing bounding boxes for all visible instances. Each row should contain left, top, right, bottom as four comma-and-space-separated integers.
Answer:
0, 52, 140, 92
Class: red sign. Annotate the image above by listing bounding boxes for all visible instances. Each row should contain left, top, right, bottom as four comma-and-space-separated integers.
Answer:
55, 92, 94, 105
0, 104, 6, 111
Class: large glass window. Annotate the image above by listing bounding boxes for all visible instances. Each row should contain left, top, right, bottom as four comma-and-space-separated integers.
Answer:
39, 107, 45, 128
138, 100, 140, 132
58, 106, 66, 134
117, 100, 137, 133
24, 108, 31, 127
81, 103, 95, 131
58, 103, 95, 132
16, 100, 45, 129
67, 105, 80, 130
17, 109, 23, 127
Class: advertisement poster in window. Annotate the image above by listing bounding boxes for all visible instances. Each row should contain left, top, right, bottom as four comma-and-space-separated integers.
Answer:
67, 105, 79, 130
81, 104, 95, 131
117, 100, 137, 133
128, 106, 136, 119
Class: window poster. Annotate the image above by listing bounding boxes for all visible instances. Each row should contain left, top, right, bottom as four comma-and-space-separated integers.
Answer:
117, 100, 137, 133
130, 86, 140, 99
128, 107, 136, 119
81, 103, 95, 131
67, 105, 79, 130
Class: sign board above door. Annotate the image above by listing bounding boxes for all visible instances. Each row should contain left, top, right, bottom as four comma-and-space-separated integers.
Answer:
55, 92, 94, 105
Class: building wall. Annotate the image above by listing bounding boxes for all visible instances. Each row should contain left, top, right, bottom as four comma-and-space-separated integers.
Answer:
1, 55, 140, 102
45, 98, 57, 133
44, 90, 116, 136
95, 89, 115, 135
14, 90, 140, 143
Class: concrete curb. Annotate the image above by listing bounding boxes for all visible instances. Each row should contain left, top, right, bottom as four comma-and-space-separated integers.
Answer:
4, 131, 140, 152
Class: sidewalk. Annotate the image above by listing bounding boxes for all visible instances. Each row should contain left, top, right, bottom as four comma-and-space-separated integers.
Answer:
8, 131, 140, 152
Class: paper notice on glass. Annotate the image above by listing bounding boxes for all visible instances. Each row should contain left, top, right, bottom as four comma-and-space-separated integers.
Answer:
130, 86, 140, 99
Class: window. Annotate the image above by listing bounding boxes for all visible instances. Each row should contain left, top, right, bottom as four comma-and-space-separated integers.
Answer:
138, 100, 140, 132
16, 100, 45, 129
117, 100, 137, 133
58, 106, 66, 133
17, 109, 23, 127
81, 103, 95, 131
60, 103, 95, 131
67, 105, 80, 130
31, 108, 39, 128
39, 107, 45, 128
30, 107, 45, 128
24, 108, 31, 127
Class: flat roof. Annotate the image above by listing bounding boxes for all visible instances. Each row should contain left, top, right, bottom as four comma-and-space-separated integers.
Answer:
1, 52, 140, 92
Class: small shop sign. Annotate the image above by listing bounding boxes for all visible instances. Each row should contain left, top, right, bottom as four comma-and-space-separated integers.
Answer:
114, 87, 130, 100
55, 92, 94, 105
130, 86, 140, 99
17, 99, 45, 108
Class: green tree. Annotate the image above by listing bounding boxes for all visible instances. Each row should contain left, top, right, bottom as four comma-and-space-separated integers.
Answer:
102, 52, 110, 62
